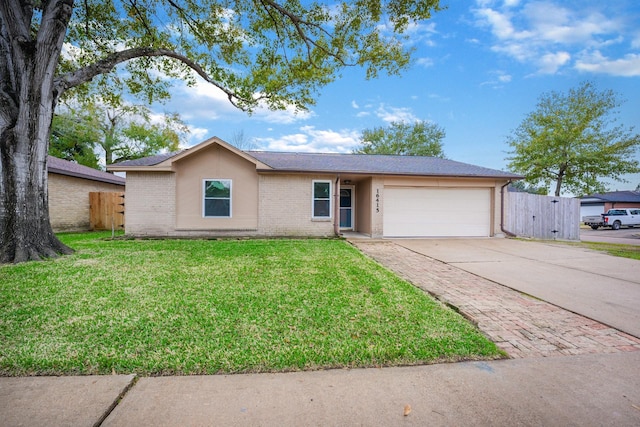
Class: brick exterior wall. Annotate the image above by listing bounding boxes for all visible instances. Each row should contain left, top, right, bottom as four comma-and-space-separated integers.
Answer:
258, 174, 337, 236
604, 202, 640, 211
370, 177, 385, 238
125, 171, 176, 235
48, 173, 125, 232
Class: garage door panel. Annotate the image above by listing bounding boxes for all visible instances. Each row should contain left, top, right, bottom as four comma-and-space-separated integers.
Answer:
580, 204, 604, 218
383, 188, 491, 237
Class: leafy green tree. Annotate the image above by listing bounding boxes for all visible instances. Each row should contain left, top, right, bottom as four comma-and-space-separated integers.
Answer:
50, 113, 101, 169
51, 101, 186, 168
508, 180, 547, 195
354, 120, 446, 157
506, 81, 640, 197
0, 0, 442, 263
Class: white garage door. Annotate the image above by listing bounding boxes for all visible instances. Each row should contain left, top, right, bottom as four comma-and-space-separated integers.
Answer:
580, 204, 605, 219
383, 187, 491, 237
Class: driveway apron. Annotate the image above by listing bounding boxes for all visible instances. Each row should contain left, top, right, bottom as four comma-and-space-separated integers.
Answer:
351, 239, 640, 358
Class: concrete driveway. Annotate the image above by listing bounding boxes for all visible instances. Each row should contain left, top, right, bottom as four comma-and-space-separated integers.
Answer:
580, 227, 640, 245
394, 238, 640, 338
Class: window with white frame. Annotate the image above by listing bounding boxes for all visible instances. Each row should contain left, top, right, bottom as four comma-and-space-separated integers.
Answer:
203, 179, 231, 217
312, 180, 331, 218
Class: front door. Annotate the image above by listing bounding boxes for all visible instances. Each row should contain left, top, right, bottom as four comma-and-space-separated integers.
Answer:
340, 187, 354, 230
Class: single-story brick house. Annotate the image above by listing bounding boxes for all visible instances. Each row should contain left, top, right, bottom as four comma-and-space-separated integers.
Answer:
48, 156, 126, 231
580, 190, 640, 218
107, 137, 521, 238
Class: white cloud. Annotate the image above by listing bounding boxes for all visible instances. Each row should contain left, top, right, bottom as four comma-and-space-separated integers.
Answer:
185, 126, 209, 147
472, 1, 629, 75
538, 51, 571, 74
575, 52, 640, 76
375, 104, 418, 123
416, 57, 435, 68
253, 126, 361, 153
480, 70, 513, 88
167, 76, 313, 125
351, 100, 359, 109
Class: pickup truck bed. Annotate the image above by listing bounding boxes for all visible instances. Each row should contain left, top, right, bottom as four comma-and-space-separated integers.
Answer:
584, 208, 640, 230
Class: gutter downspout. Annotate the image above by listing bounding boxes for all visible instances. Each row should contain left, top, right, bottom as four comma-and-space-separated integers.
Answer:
500, 180, 517, 237
334, 176, 340, 236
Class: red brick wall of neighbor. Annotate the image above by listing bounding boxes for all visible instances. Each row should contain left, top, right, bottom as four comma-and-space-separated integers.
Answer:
48, 173, 125, 232
604, 202, 640, 211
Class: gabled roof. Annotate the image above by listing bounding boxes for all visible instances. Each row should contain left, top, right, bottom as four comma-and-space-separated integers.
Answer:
581, 191, 640, 203
248, 151, 521, 179
108, 137, 522, 179
48, 156, 125, 186
108, 137, 271, 172
112, 151, 184, 167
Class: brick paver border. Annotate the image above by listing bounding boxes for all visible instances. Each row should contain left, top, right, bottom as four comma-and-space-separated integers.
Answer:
352, 241, 640, 358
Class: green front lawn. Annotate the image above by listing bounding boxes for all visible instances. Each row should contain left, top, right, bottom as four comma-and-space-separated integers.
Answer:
0, 233, 503, 375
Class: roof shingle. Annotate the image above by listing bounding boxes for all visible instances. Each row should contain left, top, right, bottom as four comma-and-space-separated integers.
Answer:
109, 146, 521, 179
581, 191, 640, 203
48, 156, 125, 185
248, 151, 520, 178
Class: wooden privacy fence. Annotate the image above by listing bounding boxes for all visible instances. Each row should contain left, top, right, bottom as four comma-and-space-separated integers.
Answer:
504, 192, 580, 240
89, 192, 125, 231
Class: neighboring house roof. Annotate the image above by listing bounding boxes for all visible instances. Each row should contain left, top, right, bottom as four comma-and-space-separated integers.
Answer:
112, 151, 184, 167
247, 152, 521, 178
48, 156, 126, 186
109, 137, 521, 179
580, 191, 640, 204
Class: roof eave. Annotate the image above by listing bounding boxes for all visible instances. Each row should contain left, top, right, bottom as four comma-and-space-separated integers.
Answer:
107, 165, 174, 172
49, 167, 126, 185
255, 168, 522, 179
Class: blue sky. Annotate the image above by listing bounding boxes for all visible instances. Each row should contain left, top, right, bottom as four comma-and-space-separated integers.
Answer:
157, 0, 640, 193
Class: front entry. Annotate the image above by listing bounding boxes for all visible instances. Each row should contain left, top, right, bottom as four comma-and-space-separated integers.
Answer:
339, 186, 354, 230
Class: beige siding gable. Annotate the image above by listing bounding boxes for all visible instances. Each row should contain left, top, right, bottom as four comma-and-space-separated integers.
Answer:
174, 144, 259, 231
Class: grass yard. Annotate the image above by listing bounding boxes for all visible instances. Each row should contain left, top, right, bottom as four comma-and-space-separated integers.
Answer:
558, 240, 640, 260
0, 233, 503, 376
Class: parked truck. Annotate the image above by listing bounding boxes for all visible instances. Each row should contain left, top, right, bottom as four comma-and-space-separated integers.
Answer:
582, 208, 640, 230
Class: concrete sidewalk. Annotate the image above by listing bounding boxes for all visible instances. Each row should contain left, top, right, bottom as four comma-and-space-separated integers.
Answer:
2, 352, 639, 426
393, 238, 640, 338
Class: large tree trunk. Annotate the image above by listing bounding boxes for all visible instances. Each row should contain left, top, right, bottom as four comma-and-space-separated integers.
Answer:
0, 0, 74, 263
0, 104, 73, 263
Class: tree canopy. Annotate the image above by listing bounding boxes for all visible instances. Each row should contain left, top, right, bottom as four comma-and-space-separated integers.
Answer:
50, 112, 102, 169
506, 81, 640, 197
51, 100, 187, 168
0, 0, 443, 263
353, 120, 446, 157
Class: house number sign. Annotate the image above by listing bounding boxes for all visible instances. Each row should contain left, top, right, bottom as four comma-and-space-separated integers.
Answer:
376, 188, 380, 213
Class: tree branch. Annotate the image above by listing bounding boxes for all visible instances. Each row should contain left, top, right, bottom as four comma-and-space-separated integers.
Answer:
0, 0, 32, 42
53, 47, 254, 109
126, 0, 155, 42
257, 0, 349, 68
